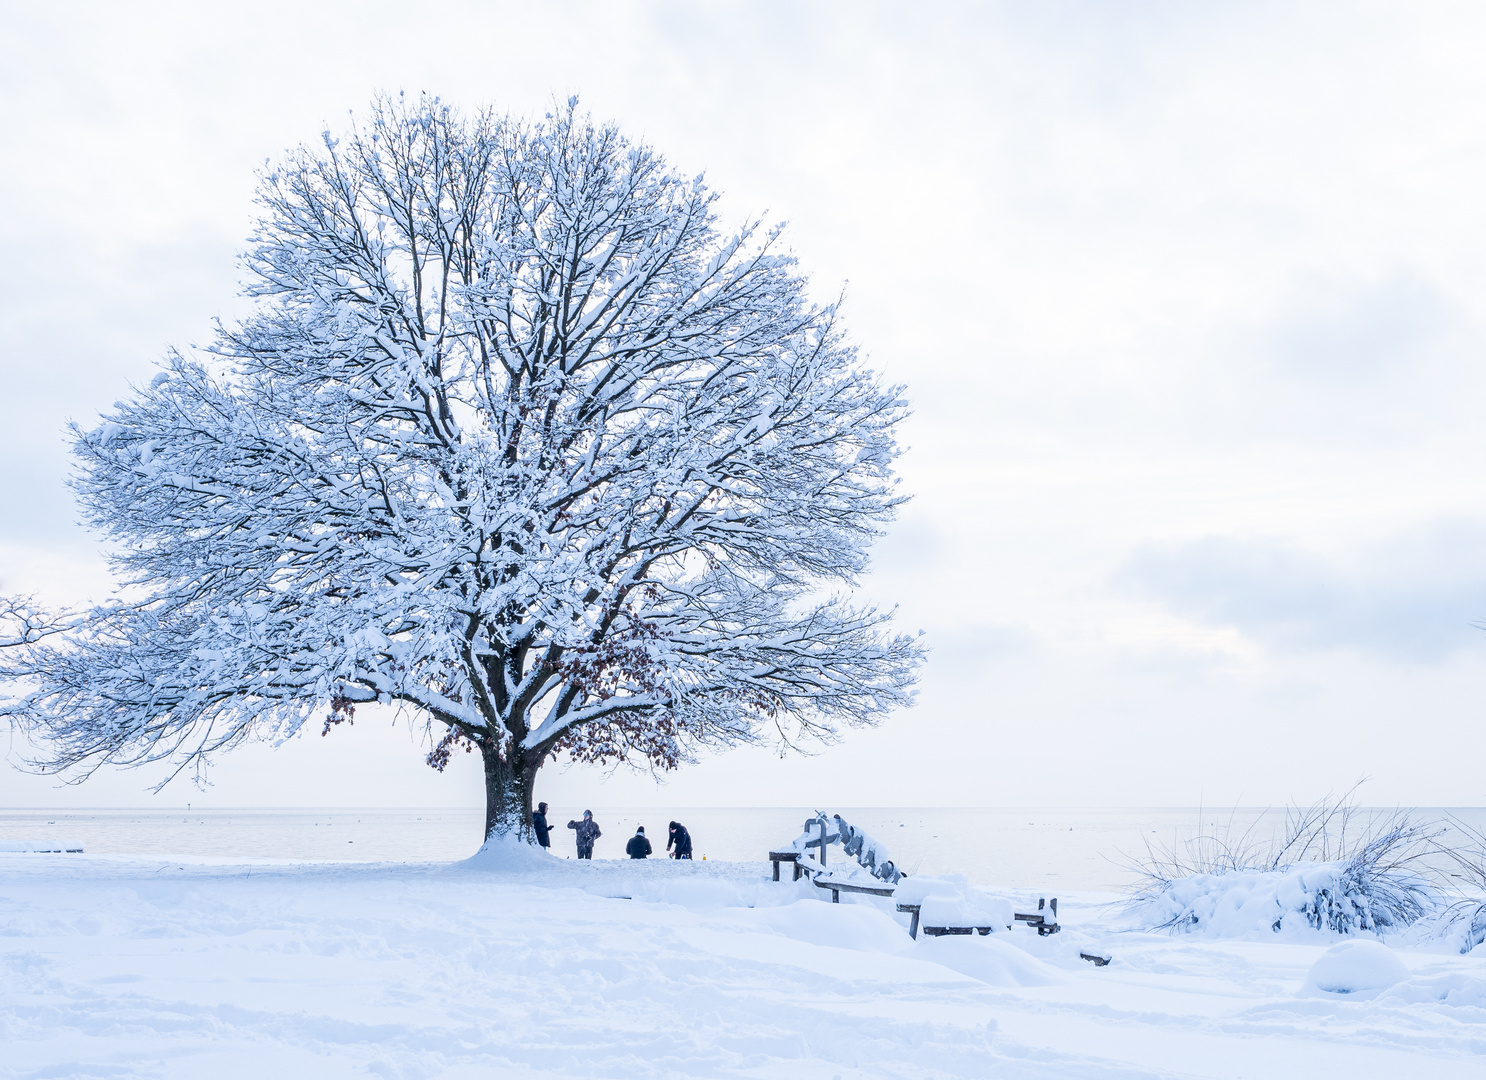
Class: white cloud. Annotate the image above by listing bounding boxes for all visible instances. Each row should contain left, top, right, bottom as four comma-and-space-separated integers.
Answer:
1120, 521, 1486, 662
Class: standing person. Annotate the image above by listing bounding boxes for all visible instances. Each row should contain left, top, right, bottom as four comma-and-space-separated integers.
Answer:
531, 802, 551, 849
625, 826, 652, 859
567, 810, 601, 859
667, 820, 693, 860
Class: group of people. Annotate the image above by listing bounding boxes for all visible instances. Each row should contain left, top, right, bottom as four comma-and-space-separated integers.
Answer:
529, 802, 694, 860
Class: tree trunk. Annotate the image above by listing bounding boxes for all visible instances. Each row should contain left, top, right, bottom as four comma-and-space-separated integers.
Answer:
479, 739, 539, 844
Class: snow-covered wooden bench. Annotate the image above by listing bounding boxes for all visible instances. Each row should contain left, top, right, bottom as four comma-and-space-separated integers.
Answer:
896, 894, 1070, 941
813, 875, 896, 904
893, 884, 1015, 940
895, 903, 1012, 939
896, 903, 924, 938
1013, 897, 1060, 936
769, 850, 805, 881
772, 812, 904, 886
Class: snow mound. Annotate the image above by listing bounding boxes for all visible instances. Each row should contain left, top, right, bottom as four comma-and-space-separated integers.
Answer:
915, 934, 1068, 987
747, 899, 911, 953
919, 892, 1014, 930
1306, 940, 1411, 994
462, 834, 558, 871
896, 875, 1015, 930
626, 874, 772, 911
451, 850, 797, 913
892, 874, 963, 906
1379, 972, 1486, 1008
1133, 860, 1436, 938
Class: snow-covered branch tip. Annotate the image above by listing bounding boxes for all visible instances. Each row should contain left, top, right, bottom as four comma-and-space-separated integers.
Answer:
0, 597, 78, 650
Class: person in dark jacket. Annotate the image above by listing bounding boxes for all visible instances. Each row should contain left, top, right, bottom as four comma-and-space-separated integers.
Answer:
667, 820, 693, 860
531, 802, 551, 849
625, 826, 652, 859
567, 810, 601, 859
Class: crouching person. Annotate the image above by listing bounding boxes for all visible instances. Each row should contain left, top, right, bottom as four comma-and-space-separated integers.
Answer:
667, 820, 693, 860
626, 826, 652, 859
567, 810, 601, 859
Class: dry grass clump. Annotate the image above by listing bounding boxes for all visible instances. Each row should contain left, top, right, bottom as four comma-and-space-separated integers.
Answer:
1429, 815, 1486, 952
1127, 785, 1442, 935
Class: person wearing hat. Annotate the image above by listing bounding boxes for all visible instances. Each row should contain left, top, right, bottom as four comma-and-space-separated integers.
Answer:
625, 826, 653, 859
667, 820, 693, 860
566, 810, 602, 859
531, 802, 552, 849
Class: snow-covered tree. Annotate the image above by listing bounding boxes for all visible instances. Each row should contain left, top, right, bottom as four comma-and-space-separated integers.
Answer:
0, 95, 922, 842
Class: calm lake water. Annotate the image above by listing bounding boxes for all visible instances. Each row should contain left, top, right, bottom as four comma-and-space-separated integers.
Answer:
3, 806, 1482, 893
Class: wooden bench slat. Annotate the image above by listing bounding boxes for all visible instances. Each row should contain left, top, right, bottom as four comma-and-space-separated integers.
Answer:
813, 877, 896, 903
769, 850, 807, 881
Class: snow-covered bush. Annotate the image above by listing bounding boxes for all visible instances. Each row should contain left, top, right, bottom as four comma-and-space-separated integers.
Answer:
1128, 792, 1441, 938
1135, 855, 1436, 937
1428, 815, 1486, 953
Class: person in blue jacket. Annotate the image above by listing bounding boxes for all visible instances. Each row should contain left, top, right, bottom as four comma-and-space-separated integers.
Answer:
625, 826, 652, 859
531, 802, 551, 849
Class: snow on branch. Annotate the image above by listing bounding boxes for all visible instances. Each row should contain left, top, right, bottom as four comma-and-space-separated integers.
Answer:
0, 597, 78, 649
0, 93, 924, 806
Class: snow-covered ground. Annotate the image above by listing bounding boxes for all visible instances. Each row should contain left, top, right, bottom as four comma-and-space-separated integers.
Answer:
2, 849, 1483, 1079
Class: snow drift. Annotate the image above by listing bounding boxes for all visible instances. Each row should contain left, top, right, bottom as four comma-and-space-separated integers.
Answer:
1306, 939, 1411, 994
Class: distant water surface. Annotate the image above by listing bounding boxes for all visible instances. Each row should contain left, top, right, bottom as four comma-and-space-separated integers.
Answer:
3, 806, 1482, 892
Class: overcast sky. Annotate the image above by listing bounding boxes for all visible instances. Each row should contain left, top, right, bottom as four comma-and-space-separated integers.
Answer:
4, 1, 1486, 810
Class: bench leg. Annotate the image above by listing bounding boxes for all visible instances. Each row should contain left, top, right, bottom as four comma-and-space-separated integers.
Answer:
772, 859, 780, 882
793, 862, 803, 882
831, 888, 840, 903
909, 910, 920, 939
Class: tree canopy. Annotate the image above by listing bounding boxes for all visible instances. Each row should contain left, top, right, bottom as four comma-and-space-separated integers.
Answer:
0, 95, 923, 840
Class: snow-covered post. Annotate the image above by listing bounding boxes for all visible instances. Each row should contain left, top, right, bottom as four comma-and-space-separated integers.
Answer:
0, 94, 924, 844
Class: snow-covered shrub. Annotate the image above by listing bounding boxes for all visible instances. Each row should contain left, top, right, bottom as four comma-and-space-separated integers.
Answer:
1429, 815, 1486, 953
1135, 856, 1436, 937
1128, 792, 1441, 938
1427, 902, 1486, 955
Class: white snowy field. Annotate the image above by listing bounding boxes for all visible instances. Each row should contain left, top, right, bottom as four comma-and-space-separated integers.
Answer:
2, 850, 1483, 1080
